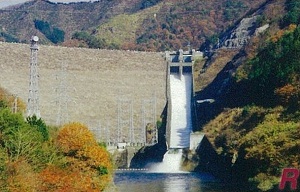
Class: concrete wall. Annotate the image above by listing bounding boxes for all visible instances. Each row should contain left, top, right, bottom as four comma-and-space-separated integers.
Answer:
165, 60, 171, 149
110, 145, 145, 169
189, 133, 204, 150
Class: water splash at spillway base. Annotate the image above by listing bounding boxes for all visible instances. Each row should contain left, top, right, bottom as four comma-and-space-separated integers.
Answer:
148, 149, 187, 173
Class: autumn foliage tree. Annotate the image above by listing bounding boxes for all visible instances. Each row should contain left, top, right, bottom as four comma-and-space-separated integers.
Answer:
38, 165, 98, 192
57, 122, 97, 154
6, 159, 40, 192
0, 92, 113, 192
275, 84, 299, 106
51, 122, 113, 191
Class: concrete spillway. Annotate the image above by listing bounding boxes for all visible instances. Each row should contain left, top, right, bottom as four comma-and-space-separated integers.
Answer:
149, 67, 193, 172
169, 73, 192, 148
147, 50, 199, 172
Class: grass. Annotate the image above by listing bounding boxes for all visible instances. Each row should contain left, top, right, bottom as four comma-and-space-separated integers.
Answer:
95, 4, 161, 47
96, 14, 141, 46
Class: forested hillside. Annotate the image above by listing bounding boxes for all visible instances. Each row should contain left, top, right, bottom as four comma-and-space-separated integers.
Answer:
0, 0, 267, 51
198, 1, 300, 191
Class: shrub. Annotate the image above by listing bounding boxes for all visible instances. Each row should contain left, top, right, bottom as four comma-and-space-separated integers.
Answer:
34, 20, 65, 44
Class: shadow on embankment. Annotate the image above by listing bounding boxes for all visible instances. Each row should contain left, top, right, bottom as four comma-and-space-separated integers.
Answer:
194, 49, 248, 129
130, 103, 168, 168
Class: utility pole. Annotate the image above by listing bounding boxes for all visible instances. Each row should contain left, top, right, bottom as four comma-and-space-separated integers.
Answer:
97, 121, 101, 141
106, 120, 111, 145
12, 95, 18, 113
142, 92, 157, 145
117, 98, 133, 143
89, 121, 101, 142
27, 36, 40, 118
129, 101, 134, 143
55, 62, 72, 126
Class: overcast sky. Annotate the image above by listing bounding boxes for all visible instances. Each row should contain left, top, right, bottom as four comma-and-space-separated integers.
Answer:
0, 0, 98, 9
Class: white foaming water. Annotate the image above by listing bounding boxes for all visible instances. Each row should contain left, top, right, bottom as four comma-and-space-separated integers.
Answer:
149, 149, 185, 173
149, 73, 192, 173
169, 73, 192, 148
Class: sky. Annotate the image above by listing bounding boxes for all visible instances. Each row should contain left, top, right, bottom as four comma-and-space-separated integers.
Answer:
0, 0, 98, 9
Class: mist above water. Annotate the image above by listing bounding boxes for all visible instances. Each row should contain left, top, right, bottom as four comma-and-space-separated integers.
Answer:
148, 149, 187, 173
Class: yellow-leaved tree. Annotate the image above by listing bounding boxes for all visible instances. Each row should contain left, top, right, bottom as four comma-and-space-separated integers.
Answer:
43, 122, 114, 191
56, 122, 97, 154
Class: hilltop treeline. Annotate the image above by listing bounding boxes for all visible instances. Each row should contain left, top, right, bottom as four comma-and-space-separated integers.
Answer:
0, 94, 113, 191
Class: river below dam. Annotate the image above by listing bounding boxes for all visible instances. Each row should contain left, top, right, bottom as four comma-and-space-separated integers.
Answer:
114, 171, 239, 192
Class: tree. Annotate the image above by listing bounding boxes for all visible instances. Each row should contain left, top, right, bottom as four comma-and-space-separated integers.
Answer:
0, 108, 53, 171
0, 97, 114, 191
0, 106, 45, 191
56, 122, 97, 154
6, 159, 40, 192
0, 108, 26, 136
274, 84, 298, 105
3, 123, 43, 165
242, 26, 300, 106
0, 147, 9, 191
240, 114, 300, 191
56, 122, 113, 191
281, 0, 300, 27
26, 115, 49, 141
72, 31, 107, 49
34, 20, 65, 44
38, 165, 96, 192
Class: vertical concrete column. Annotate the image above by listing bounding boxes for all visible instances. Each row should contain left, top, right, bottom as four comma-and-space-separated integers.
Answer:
165, 57, 171, 149
191, 49, 195, 61
179, 49, 183, 78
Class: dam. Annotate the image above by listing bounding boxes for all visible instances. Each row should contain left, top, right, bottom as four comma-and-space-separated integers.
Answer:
0, 41, 204, 169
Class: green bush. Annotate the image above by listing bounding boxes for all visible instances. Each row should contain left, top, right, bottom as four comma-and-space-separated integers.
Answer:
34, 20, 65, 44
26, 115, 49, 141
72, 31, 108, 49
240, 114, 300, 190
140, 0, 162, 9
0, 32, 19, 43
281, 0, 300, 27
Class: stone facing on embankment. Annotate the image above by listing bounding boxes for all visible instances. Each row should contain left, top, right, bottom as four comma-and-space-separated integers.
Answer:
0, 42, 166, 131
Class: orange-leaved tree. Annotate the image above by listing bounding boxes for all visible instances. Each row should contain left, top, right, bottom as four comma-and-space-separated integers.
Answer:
56, 122, 97, 154
49, 122, 113, 191
274, 84, 298, 105
6, 159, 40, 192
39, 165, 96, 192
